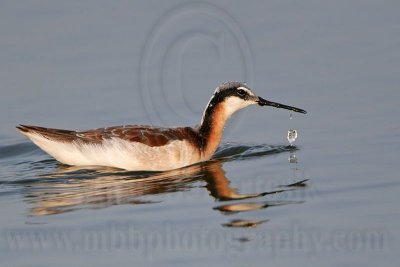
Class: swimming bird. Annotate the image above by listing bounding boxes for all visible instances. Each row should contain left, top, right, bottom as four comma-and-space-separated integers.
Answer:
17, 82, 306, 171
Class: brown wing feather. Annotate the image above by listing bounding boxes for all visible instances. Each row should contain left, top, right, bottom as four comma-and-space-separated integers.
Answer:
17, 125, 78, 143
17, 124, 202, 147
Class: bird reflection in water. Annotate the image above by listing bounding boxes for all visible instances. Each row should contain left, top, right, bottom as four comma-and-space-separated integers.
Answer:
24, 150, 307, 228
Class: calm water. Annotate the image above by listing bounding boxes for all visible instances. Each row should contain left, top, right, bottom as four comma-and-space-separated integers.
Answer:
1, 1, 399, 266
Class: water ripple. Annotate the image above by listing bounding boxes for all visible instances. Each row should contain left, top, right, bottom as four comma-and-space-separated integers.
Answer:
213, 142, 297, 161
0, 142, 39, 160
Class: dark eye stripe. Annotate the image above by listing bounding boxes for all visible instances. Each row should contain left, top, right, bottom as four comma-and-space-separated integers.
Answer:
237, 89, 246, 96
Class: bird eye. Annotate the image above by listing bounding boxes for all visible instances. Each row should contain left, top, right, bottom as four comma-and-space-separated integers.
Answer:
237, 89, 246, 96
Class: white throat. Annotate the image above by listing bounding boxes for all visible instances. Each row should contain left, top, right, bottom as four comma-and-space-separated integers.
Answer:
220, 96, 256, 119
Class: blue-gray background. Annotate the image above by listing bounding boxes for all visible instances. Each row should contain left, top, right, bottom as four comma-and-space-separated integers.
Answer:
0, 1, 399, 266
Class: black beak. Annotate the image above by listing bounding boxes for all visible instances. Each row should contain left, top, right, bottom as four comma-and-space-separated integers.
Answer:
257, 96, 307, 114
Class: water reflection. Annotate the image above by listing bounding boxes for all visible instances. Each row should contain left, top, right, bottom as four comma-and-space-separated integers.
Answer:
214, 200, 302, 214
21, 144, 308, 228
222, 219, 268, 228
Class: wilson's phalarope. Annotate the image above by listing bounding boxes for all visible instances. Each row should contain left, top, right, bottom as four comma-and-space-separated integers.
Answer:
17, 82, 306, 171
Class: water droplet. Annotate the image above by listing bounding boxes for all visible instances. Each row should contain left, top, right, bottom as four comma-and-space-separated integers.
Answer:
287, 129, 298, 145
288, 153, 298, 163
289, 113, 293, 120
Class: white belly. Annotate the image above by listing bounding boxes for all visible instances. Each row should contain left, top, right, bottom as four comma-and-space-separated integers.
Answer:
25, 133, 202, 171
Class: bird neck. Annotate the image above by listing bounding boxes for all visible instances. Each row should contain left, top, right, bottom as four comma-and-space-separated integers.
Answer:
198, 102, 230, 159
